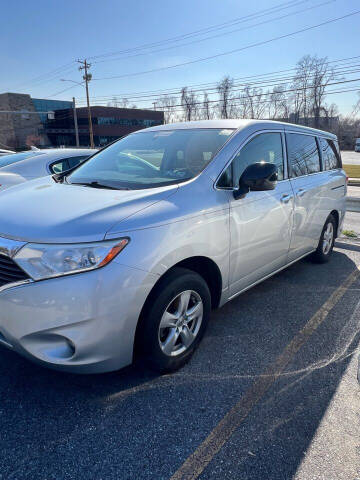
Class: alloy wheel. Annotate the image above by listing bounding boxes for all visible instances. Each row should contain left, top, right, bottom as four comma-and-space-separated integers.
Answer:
158, 290, 203, 357
322, 222, 334, 255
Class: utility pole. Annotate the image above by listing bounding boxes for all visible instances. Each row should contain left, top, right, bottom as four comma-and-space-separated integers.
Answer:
78, 59, 94, 148
152, 102, 157, 111
72, 97, 80, 147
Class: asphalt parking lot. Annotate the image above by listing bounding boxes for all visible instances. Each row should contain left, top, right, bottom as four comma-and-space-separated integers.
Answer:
1, 215, 360, 480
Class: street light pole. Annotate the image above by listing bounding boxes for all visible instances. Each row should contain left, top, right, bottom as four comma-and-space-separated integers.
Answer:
72, 97, 80, 147
78, 59, 94, 149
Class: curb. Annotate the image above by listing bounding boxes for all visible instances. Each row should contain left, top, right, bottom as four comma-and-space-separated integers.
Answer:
348, 178, 360, 186
336, 237, 360, 246
347, 197, 360, 213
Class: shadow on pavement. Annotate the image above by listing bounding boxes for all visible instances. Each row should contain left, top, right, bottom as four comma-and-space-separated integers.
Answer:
0, 249, 359, 479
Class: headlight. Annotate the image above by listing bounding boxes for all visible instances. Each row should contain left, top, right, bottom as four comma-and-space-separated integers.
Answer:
14, 238, 129, 281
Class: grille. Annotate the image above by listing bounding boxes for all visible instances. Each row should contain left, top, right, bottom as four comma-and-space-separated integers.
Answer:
0, 254, 30, 288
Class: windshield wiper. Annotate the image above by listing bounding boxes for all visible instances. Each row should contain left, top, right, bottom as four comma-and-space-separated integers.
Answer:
70, 181, 130, 190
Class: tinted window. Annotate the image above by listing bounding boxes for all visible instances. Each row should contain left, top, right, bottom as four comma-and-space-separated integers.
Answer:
50, 156, 90, 174
217, 163, 233, 188
68, 129, 234, 189
320, 138, 341, 170
287, 134, 320, 177
51, 159, 70, 174
228, 132, 284, 187
67, 155, 88, 169
0, 151, 43, 168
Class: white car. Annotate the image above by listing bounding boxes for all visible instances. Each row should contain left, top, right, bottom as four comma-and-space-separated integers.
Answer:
0, 148, 96, 191
0, 149, 15, 157
355, 138, 360, 152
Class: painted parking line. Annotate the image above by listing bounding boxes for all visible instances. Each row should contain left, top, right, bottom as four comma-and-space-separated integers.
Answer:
170, 265, 360, 480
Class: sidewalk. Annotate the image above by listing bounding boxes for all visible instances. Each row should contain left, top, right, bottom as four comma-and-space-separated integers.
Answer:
347, 183, 360, 212
348, 178, 360, 186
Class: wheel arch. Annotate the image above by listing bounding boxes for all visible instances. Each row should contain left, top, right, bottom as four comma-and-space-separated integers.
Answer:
329, 209, 339, 236
133, 256, 223, 358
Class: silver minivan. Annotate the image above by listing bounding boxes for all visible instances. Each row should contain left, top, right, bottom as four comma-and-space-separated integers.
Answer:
0, 120, 346, 373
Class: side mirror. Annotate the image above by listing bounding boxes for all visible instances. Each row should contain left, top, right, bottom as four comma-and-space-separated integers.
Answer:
234, 162, 278, 199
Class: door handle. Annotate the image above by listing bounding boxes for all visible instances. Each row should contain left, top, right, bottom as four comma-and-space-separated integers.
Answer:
280, 193, 292, 203
297, 188, 307, 197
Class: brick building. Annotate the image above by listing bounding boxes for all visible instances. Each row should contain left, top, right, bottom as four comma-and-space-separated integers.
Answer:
45, 105, 164, 147
0, 93, 164, 150
0, 93, 45, 150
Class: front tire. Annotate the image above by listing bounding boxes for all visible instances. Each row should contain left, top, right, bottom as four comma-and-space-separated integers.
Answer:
310, 214, 336, 263
137, 267, 211, 373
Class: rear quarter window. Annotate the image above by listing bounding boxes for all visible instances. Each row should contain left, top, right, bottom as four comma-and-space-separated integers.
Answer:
319, 138, 341, 170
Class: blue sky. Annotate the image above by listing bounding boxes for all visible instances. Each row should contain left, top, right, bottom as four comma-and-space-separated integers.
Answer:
1, 0, 359, 114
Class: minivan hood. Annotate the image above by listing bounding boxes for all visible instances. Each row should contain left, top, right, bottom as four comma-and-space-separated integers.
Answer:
0, 176, 178, 243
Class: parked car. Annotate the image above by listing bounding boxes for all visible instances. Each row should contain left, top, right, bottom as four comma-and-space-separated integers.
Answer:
355, 138, 360, 152
0, 148, 15, 157
0, 120, 346, 373
0, 148, 96, 191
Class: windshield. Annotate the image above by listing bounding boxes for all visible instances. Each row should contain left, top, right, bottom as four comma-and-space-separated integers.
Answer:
0, 151, 44, 168
67, 128, 234, 189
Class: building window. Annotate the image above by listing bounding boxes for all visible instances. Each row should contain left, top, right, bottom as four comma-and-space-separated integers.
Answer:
97, 117, 161, 127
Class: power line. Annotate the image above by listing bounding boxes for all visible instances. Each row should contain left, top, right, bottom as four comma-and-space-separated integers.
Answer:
48, 83, 83, 98
92, 0, 334, 65
92, 11, 360, 81
2, 62, 77, 92
139, 77, 360, 111
75, 55, 360, 103
0, 1, 312, 95
58, 79, 360, 117
156, 85, 360, 115
77, 63, 360, 106
89, 0, 306, 61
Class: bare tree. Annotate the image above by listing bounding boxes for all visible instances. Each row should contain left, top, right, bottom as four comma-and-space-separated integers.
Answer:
120, 98, 130, 108
181, 87, 198, 121
217, 76, 234, 119
156, 95, 177, 123
292, 55, 315, 125
267, 85, 287, 119
291, 89, 302, 124
292, 55, 337, 128
241, 86, 266, 119
106, 97, 134, 108
351, 91, 360, 117
202, 92, 212, 120
310, 56, 337, 128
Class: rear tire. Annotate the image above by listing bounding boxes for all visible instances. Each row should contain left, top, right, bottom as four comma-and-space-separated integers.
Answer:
310, 214, 336, 263
137, 267, 211, 373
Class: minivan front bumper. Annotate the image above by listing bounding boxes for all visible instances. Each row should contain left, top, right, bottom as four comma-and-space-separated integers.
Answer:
0, 261, 158, 373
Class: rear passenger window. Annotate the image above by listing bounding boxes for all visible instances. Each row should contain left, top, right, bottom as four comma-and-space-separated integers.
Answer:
228, 132, 284, 186
286, 134, 320, 177
319, 138, 341, 170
